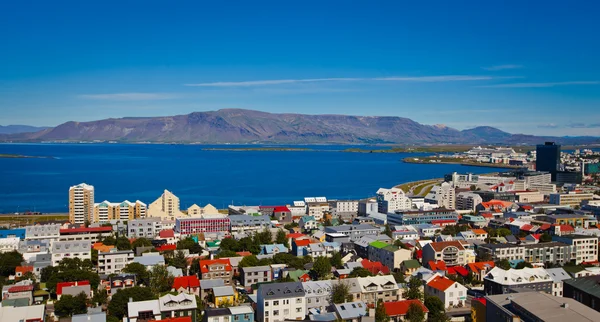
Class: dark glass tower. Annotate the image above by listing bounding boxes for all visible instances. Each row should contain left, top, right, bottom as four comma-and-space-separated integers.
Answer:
536, 142, 561, 180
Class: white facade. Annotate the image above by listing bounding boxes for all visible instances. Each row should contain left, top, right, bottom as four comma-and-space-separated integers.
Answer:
0, 237, 20, 253
98, 250, 134, 275
127, 218, 163, 239
425, 276, 468, 309
257, 282, 306, 322
376, 188, 413, 214
51, 241, 91, 266
25, 224, 61, 240
424, 182, 455, 209
335, 200, 359, 213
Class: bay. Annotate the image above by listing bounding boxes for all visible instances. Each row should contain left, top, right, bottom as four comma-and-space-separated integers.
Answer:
0, 143, 499, 213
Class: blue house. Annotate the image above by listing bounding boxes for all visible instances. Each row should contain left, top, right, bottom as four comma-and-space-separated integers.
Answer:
0, 228, 26, 239
292, 239, 311, 256
228, 305, 254, 322
259, 244, 288, 255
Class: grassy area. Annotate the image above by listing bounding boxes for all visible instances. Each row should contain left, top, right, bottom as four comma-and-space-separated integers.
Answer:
413, 182, 436, 195
419, 184, 435, 196
0, 214, 69, 226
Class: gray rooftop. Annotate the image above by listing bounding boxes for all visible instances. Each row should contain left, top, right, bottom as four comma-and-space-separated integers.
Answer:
334, 301, 367, 320
259, 282, 305, 299
72, 312, 106, 322
325, 224, 377, 233
241, 265, 270, 273
213, 286, 235, 297
487, 292, 600, 321
200, 279, 225, 290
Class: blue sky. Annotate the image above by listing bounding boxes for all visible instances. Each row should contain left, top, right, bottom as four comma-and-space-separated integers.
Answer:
1, 1, 599, 136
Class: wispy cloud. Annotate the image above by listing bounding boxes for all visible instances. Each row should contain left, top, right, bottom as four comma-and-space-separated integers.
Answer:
569, 123, 600, 128
78, 93, 180, 101
479, 81, 600, 88
482, 64, 523, 71
184, 75, 509, 87
538, 123, 560, 128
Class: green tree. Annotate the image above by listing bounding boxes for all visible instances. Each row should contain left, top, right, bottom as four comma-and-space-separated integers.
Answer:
331, 281, 353, 304
41, 266, 59, 283
108, 287, 155, 319
256, 228, 273, 244
220, 238, 239, 251
91, 248, 99, 266
331, 252, 344, 269
0, 251, 24, 277
215, 250, 240, 259
375, 299, 390, 322
177, 236, 203, 254
406, 302, 425, 322
92, 289, 108, 307
310, 257, 332, 280
495, 259, 511, 270
392, 271, 406, 283
102, 235, 116, 246
275, 229, 289, 248
349, 267, 373, 278
238, 237, 261, 254
115, 236, 132, 250
496, 228, 512, 237
189, 258, 201, 276
384, 224, 393, 238
515, 261, 533, 269
122, 262, 150, 285
132, 237, 153, 249
238, 255, 260, 267
54, 292, 88, 317
323, 218, 333, 227
405, 276, 423, 300
149, 265, 174, 294
45, 258, 100, 295
273, 253, 306, 269
170, 250, 189, 271
283, 222, 299, 230
424, 295, 449, 322
539, 233, 552, 243
464, 272, 474, 285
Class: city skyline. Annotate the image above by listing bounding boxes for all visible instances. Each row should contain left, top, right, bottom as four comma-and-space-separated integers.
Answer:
1, 1, 600, 136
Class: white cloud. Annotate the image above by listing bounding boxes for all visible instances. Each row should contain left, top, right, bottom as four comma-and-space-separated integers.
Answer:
482, 64, 523, 71
184, 75, 509, 87
78, 93, 179, 100
479, 81, 600, 88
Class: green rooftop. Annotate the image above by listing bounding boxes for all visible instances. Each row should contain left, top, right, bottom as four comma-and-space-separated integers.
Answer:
369, 241, 388, 249
287, 269, 309, 281
402, 259, 421, 269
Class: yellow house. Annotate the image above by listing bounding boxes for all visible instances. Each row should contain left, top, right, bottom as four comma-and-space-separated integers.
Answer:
471, 298, 486, 322
213, 286, 238, 308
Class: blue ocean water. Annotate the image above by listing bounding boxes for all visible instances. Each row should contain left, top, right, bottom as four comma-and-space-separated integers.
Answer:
0, 143, 499, 213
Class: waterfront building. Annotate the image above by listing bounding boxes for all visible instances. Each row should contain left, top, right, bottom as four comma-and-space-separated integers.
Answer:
147, 189, 185, 220
536, 142, 561, 181
376, 188, 413, 214
424, 182, 456, 209
69, 183, 94, 224
387, 209, 459, 225
93, 200, 146, 223
188, 203, 219, 217
175, 216, 230, 235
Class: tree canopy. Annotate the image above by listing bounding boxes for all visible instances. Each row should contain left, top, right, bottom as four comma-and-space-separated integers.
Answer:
149, 265, 174, 294
54, 292, 88, 317
375, 299, 390, 322
349, 267, 373, 278
495, 259, 511, 270
404, 276, 423, 300
310, 257, 332, 280
406, 302, 425, 322
122, 262, 150, 285
43, 258, 100, 295
331, 281, 353, 304
0, 251, 24, 277
108, 287, 155, 319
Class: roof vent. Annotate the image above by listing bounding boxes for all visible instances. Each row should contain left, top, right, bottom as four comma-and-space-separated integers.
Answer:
561, 303, 569, 309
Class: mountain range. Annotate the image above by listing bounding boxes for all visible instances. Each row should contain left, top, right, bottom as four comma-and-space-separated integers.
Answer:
0, 125, 50, 135
1, 109, 598, 145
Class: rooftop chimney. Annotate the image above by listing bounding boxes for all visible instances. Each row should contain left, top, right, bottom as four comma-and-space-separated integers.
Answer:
561, 303, 569, 309
129, 297, 133, 303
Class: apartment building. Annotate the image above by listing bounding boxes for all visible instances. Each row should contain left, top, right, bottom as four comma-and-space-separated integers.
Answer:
550, 192, 595, 207
553, 234, 599, 264
188, 203, 219, 217
69, 183, 94, 224
425, 182, 455, 210
306, 202, 330, 220
240, 266, 272, 288
58, 226, 113, 244
324, 224, 379, 242
563, 275, 600, 312
175, 216, 231, 235
387, 209, 459, 225
376, 188, 413, 214
147, 189, 185, 220
477, 242, 572, 265
514, 191, 545, 203
257, 282, 306, 322
302, 281, 333, 313
93, 200, 146, 223
127, 218, 163, 239
355, 275, 401, 306
51, 241, 91, 266
229, 215, 272, 234
334, 200, 359, 214
98, 249, 134, 275
483, 267, 553, 295
125, 293, 198, 322
25, 224, 61, 241
422, 241, 468, 267
455, 192, 483, 212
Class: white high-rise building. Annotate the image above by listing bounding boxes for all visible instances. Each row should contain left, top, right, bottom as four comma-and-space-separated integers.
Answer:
376, 188, 413, 213
69, 183, 94, 224
425, 182, 456, 209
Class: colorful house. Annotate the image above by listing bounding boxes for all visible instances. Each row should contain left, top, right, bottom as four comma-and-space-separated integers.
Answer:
172, 275, 201, 297
212, 286, 238, 308
383, 300, 429, 322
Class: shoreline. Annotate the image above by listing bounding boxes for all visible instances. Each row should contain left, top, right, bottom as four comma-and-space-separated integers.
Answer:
0, 153, 54, 159
402, 157, 521, 169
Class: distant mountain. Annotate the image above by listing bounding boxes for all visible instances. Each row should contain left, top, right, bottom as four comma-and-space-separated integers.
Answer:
0, 125, 50, 134
1, 109, 598, 145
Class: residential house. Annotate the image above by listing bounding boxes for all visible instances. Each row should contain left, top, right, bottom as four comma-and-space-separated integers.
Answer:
356, 275, 400, 306
324, 224, 379, 242
368, 241, 411, 270
0, 303, 46, 322
483, 267, 553, 295
14, 266, 33, 279
302, 280, 333, 313
333, 301, 367, 322
307, 243, 326, 257
200, 279, 225, 303
240, 266, 272, 288
126, 293, 198, 322
259, 244, 288, 256
203, 308, 231, 322
425, 276, 468, 309
460, 215, 488, 228
25, 223, 61, 241
273, 206, 292, 223
127, 218, 163, 239
299, 216, 317, 232
133, 253, 166, 270
384, 300, 429, 322
200, 259, 233, 285
108, 274, 136, 297
59, 281, 91, 300
256, 282, 306, 322
400, 260, 421, 276
1, 281, 34, 305
546, 267, 571, 297
292, 239, 312, 257
213, 286, 237, 308
229, 215, 272, 234
422, 241, 468, 267
228, 306, 254, 322
424, 183, 455, 210
467, 262, 495, 281
173, 275, 201, 297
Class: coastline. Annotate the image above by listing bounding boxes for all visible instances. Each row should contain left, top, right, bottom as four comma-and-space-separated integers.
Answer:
0, 153, 53, 159
402, 157, 521, 169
